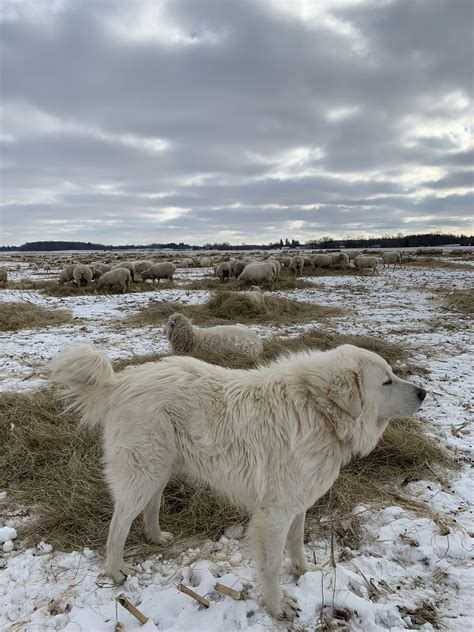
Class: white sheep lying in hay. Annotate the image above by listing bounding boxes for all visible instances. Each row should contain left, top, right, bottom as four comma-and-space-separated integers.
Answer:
354, 255, 379, 274
73, 264, 93, 286
165, 313, 263, 361
141, 262, 176, 284
238, 262, 276, 290
382, 251, 402, 268
97, 268, 132, 293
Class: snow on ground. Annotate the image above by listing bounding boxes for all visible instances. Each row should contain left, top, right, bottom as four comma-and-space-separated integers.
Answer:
0, 263, 473, 631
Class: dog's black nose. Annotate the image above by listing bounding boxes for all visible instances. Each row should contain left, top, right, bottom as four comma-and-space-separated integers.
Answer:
417, 387, 427, 401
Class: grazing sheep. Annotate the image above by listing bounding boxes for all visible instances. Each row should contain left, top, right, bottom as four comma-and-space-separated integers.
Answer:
279, 257, 291, 268
30, 263, 38, 271
238, 262, 276, 290
0, 269, 8, 287
330, 252, 350, 269
303, 256, 312, 267
73, 264, 93, 286
134, 260, 154, 275
43, 263, 52, 273
166, 313, 263, 360
215, 262, 232, 282
91, 263, 111, 277
382, 251, 402, 268
289, 255, 304, 276
98, 268, 132, 293
91, 261, 112, 274
312, 254, 332, 268
233, 261, 247, 279
112, 262, 138, 282
354, 255, 379, 274
59, 264, 75, 285
200, 257, 212, 267
179, 258, 194, 268
267, 258, 281, 276
141, 262, 176, 284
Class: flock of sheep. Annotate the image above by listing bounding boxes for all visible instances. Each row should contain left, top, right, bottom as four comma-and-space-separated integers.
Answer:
0, 246, 469, 368
0, 247, 425, 291
50, 250, 402, 293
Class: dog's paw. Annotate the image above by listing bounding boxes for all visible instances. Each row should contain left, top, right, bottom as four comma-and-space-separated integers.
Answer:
291, 560, 320, 576
275, 592, 299, 620
157, 531, 174, 544
147, 530, 174, 545
106, 564, 136, 584
264, 591, 299, 621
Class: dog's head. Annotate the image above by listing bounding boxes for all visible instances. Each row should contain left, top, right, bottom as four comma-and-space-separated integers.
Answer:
318, 344, 426, 457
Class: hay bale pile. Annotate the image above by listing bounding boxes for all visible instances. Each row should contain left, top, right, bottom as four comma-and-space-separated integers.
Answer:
0, 302, 73, 332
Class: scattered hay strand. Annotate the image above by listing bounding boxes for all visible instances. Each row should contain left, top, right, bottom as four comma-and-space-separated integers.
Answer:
0, 301, 73, 332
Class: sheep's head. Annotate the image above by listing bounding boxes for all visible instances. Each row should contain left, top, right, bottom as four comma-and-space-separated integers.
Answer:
165, 313, 194, 351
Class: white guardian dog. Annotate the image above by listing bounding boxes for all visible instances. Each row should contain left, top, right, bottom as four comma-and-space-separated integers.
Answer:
49, 343, 426, 619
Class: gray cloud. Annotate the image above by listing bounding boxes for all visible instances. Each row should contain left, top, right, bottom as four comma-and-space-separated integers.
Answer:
0, 0, 472, 245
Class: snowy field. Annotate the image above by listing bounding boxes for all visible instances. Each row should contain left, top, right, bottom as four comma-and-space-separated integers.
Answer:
0, 258, 473, 631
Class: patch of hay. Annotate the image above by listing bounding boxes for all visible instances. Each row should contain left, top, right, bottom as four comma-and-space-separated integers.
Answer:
0, 389, 242, 553
0, 389, 453, 557
0, 301, 73, 332
439, 289, 474, 316
406, 258, 473, 271
399, 602, 440, 629
261, 329, 422, 378
308, 416, 453, 535
41, 284, 99, 297
124, 293, 342, 328
6, 279, 58, 292
185, 274, 315, 292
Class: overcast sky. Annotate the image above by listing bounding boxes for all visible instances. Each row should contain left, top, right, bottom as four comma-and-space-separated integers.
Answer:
1, 0, 472, 246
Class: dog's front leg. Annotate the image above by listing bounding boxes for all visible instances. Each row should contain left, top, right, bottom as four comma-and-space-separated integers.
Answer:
253, 509, 298, 620
286, 511, 319, 575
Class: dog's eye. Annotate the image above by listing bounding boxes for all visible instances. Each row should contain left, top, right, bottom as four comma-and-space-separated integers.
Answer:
383, 379, 393, 385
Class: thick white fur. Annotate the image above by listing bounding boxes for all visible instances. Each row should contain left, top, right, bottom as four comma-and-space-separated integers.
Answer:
165, 313, 263, 360
49, 343, 425, 619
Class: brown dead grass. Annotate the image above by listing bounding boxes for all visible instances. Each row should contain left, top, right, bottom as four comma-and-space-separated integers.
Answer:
0, 301, 73, 332
406, 257, 473, 272
124, 293, 342, 329
6, 279, 59, 292
0, 387, 453, 556
439, 289, 474, 316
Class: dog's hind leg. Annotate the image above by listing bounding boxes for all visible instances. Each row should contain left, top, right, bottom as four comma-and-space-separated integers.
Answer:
143, 476, 174, 545
105, 492, 152, 584
249, 509, 298, 620
286, 511, 318, 575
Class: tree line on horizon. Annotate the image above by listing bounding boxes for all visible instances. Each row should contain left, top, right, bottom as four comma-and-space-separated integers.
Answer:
0, 233, 472, 252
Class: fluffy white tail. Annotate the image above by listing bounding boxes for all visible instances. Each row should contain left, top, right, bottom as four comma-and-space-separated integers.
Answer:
49, 344, 115, 423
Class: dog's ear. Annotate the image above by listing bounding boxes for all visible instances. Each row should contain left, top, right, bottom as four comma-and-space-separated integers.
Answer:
328, 370, 362, 420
